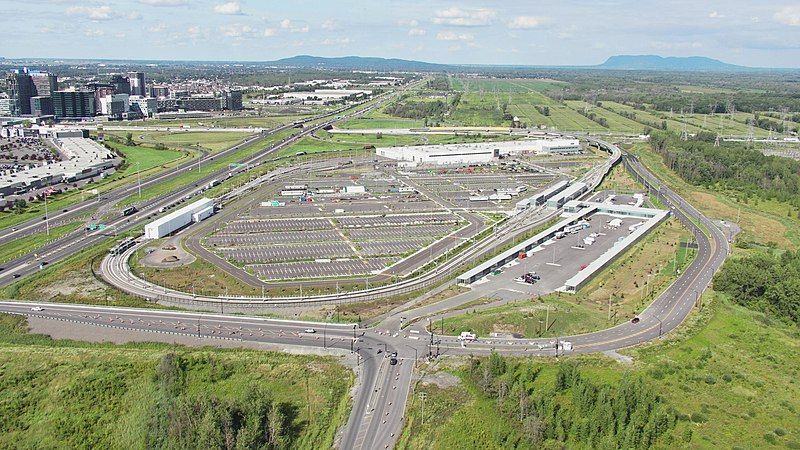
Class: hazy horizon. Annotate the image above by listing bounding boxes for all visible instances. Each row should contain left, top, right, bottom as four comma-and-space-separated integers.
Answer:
2, 1, 799, 68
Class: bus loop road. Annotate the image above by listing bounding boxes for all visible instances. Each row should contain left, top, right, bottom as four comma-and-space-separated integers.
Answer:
0, 139, 729, 450
0, 92, 398, 288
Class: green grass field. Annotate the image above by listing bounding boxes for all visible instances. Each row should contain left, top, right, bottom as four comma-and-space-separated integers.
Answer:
0, 223, 81, 265
114, 114, 311, 130
0, 313, 353, 449
107, 131, 252, 153
400, 295, 800, 449
117, 129, 295, 206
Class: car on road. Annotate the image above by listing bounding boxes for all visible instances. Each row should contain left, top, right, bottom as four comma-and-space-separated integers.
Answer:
30, 307, 44, 312
303, 328, 316, 333
389, 358, 398, 365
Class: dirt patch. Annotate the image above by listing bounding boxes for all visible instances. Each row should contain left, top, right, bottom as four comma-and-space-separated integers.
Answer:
418, 370, 461, 389
140, 236, 196, 268
38, 273, 107, 299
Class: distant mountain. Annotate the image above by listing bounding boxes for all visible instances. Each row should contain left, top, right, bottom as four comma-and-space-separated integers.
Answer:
266, 55, 450, 71
596, 55, 750, 71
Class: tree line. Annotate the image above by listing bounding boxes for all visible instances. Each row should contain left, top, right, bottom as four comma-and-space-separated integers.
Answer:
714, 250, 800, 325
466, 354, 678, 449
145, 353, 297, 449
648, 131, 800, 209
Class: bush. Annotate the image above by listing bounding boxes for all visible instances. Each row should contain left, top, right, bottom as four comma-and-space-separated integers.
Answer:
690, 412, 708, 423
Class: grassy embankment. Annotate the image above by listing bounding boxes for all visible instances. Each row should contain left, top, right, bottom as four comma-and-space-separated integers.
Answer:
0, 313, 353, 449
400, 135, 800, 450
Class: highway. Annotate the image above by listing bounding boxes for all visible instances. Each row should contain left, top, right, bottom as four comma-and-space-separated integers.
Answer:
0, 92, 401, 287
0, 137, 730, 449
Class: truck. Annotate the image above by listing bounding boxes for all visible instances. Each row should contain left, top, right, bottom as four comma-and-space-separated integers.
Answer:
458, 331, 477, 342
207, 179, 220, 189
122, 206, 137, 217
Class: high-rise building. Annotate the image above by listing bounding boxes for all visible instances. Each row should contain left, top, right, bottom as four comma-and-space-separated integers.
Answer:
99, 93, 129, 117
30, 96, 54, 116
5, 70, 36, 115
52, 90, 96, 118
150, 85, 169, 98
30, 72, 58, 97
224, 90, 243, 110
110, 74, 131, 95
128, 72, 146, 96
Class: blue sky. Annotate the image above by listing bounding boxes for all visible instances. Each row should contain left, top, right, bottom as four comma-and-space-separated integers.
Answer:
2, 0, 800, 67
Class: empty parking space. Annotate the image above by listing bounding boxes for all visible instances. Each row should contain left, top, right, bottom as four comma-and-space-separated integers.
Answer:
205, 229, 343, 246
222, 218, 334, 233
221, 242, 355, 263
248, 258, 395, 280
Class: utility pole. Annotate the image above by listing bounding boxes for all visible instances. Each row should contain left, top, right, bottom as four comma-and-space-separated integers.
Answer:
136, 161, 142, 198
44, 193, 50, 236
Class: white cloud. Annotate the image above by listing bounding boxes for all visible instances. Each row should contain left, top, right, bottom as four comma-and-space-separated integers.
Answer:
83, 28, 105, 36
436, 30, 474, 41
127, 11, 142, 20
775, 5, 800, 25
66, 6, 116, 21
263, 28, 277, 37
321, 37, 352, 45
649, 40, 703, 50
219, 23, 254, 37
187, 25, 203, 38
148, 22, 167, 33
408, 28, 426, 36
398, 19, 419, 27
708, 11, 724, 18
139, 0, 188, 5
433, 7, 495, 26
321, 19, 337, 30
280, 19, 308, 33
507, 16, 543, 29
213, 2, 243, 15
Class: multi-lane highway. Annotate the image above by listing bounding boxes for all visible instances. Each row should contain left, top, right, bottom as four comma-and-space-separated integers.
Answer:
0, 137, 729, 449
0, 92, 403, 287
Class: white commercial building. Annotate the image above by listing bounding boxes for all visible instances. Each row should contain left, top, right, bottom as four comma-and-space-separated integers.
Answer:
129, 96, 158, 117
144, 197, 215, 239
376, 139, 582, 166
99, 94, 130, 116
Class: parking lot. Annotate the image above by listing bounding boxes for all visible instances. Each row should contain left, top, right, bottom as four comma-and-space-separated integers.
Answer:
473, 211, 638, 296
249, 258, 394, 280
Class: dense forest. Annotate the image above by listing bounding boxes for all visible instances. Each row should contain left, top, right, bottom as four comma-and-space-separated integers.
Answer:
145, 353, 297, 449
648, 131, 800, 208
467, 355, 678, 449
714, 250, 800, 325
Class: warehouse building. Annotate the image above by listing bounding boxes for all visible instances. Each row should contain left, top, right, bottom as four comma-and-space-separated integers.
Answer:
376, 138, 581, 166
144, 198, 215, 239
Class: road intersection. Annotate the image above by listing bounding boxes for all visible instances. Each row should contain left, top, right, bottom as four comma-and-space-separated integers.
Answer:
0, 138, 730, 449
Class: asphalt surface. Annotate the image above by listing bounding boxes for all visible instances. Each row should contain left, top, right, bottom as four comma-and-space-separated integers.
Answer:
0, 139, 729, 449
0, 95, 399, 288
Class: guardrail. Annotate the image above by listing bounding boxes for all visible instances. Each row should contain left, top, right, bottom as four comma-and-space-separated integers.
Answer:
103, 137, 624, 310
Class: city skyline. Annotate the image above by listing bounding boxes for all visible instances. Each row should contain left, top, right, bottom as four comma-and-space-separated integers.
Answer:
1, 1, 799, 68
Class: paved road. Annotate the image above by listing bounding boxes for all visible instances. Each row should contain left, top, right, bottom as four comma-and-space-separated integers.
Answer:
0, 139, 729, 450
0, 95, 399, 288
